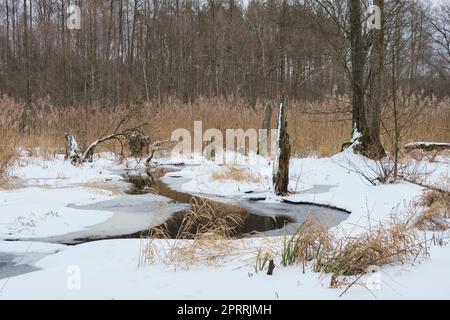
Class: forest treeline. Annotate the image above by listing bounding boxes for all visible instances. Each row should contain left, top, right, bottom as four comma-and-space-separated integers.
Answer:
0, 0, 448, 107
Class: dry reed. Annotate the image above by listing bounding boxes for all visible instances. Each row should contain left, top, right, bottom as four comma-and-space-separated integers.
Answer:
279, 215, 427, 284
211, 166, 262, 183
415, 189, 450, 231
1, 94, 449, 159
139, 197, 249, 268
0, 128, 17, 187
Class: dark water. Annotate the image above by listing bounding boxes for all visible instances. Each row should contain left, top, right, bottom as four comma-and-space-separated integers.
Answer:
119, 169, 294, 239
3, 167, 349, 244
0, 166, 350, 280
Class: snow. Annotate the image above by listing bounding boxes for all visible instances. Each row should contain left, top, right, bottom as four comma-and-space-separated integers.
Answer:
0, 153, 126, 239
0, 149, 449, 299
171, 161, 271, 196
1, 238, 449, 299
0, 187, 114, 239
405, 141, 450, 148
169, 149, 447, 236
0, 240, 66, 254
12, 153, 123, 187
350, 124, 362, 144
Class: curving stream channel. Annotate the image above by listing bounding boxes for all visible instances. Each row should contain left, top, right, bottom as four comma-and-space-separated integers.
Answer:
1, 165, 350, 279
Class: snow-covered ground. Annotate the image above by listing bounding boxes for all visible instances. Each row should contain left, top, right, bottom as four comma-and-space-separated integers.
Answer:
2, 238, 450, 299
0, 149, 449, 299
1, 153, 124, 240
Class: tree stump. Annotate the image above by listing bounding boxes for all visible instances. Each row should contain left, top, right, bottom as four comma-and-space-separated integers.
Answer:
272, 101, 291, 196
267, 259, 275, 275
65, 133, 82, 164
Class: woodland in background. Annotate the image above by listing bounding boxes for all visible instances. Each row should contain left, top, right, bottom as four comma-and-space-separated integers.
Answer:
0, 0, 449, 107
0, 0, 449, 164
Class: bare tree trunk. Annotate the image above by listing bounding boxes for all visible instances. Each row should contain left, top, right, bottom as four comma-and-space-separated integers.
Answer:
143, 61, 149, 101
349, 0, 367, 151
4, 0, 10, 97
19, 0, 32, 135
272, 0, 291, 196
391, 11, 407, 179
392, 20, 400, 178
272, 101, 291, 196
366, 0, 386, 158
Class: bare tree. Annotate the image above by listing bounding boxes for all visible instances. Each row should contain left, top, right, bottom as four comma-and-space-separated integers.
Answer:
0, 0, 446, 115
429, 1, 450, 65
366, 0, 386, 158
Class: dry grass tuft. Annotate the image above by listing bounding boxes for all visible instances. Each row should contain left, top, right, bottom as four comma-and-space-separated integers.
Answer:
139, 197, 249, 268
82, 181, 122, 196
416, 190, 450, 231
171, 197, 245, 239
279, 215, 427, 286
138, 234, 246, 269
211, 166, 262, 183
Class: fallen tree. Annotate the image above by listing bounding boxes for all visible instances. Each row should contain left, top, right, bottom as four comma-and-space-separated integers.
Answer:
64, 109, 177, 183
65, 108, 149, 165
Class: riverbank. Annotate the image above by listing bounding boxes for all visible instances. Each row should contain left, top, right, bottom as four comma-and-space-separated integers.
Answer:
0, 150, 449, 299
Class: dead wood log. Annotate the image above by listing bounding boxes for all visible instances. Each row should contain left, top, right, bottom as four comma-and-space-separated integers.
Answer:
65, 108, 148, 165
272, 101, 291, 196
404, 142, 450, 152
65, 133, 82, 164
82, 132, 127, 162
65, 130, 146, 165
